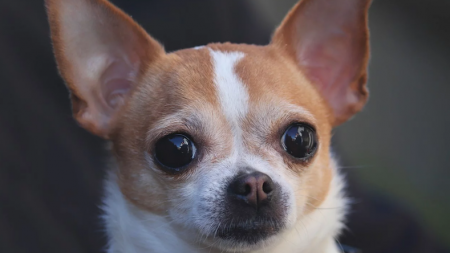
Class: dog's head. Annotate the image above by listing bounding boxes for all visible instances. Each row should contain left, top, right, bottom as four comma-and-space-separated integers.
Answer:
47, 0, 370, 251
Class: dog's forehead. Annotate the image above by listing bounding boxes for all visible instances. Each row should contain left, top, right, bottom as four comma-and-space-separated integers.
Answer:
123, 43, 331, 144
167, 43, 327, 118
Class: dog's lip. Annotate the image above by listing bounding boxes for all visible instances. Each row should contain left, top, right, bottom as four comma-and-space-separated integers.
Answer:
214, 218, 284, 244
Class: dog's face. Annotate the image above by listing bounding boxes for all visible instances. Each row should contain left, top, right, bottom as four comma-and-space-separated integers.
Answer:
113, 44, 335, 249
47, 0, 370, 251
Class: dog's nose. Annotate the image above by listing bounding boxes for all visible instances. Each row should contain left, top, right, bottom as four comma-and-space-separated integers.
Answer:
227, 172, 275, 208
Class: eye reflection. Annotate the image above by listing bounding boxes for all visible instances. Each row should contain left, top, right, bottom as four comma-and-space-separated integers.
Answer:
154, 134, 196, 171
282, 124, 317, 159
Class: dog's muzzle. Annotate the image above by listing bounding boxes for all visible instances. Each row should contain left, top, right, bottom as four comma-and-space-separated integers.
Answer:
216, 171, 286, 244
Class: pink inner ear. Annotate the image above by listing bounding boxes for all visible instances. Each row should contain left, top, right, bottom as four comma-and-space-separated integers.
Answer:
299, 30, 358, 87
295, 21, 365, 116
104, 79, 132, 109
100, 59, 136, 109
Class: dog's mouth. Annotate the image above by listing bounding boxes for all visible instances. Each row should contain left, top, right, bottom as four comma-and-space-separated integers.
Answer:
215, 217, 284, 244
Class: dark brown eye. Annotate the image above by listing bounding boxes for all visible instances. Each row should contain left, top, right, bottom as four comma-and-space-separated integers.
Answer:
154, 134, 196, 172
281, 124, 317, 159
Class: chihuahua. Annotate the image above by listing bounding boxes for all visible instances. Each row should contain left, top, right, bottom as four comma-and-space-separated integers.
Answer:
46, 0, 371, 252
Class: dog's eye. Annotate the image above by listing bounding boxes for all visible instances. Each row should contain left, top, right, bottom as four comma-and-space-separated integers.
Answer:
281, 124, 317, 159
154, 134, 196, 172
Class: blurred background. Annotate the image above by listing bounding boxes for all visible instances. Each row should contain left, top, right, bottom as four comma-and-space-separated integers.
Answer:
1, 0, 449, 252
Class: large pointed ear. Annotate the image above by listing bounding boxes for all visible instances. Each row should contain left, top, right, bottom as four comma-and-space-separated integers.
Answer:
272, 0, 371, 126
46, 0, 165, 138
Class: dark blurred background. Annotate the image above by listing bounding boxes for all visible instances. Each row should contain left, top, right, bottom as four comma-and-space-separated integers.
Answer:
1, 0, 449, 252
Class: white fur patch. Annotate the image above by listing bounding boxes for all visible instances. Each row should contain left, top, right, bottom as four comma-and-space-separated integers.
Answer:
209, 49, 248, 145
103, 171, 198, 253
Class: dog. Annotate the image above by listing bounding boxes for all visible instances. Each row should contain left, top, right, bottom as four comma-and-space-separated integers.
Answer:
46, 0, 371, 252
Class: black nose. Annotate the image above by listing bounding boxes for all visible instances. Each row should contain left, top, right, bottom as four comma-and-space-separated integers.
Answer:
227, 172, 276, 208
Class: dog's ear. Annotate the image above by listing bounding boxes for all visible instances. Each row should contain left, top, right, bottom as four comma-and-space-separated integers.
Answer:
46, 0, 165, 138
272, 0, 371, 126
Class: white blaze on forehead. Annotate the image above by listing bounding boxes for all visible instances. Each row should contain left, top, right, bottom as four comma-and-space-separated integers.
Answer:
209, 49, 248, 142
